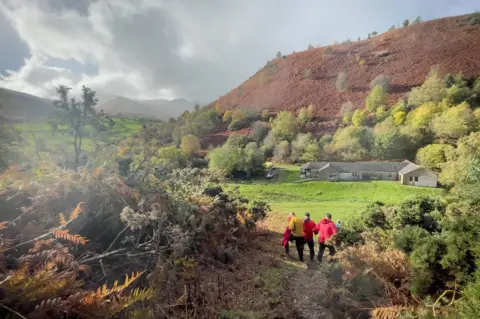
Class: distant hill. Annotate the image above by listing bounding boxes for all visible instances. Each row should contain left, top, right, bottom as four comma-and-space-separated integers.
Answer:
0, 87, 54, 120
0, 87, 196, 121
98, 96, 195, 119
211, 13, 480, 121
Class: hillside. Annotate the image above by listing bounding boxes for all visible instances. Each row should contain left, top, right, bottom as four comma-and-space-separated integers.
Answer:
0, 87, 54, 120
99, 96, 195, 119
213, 14, 480, 121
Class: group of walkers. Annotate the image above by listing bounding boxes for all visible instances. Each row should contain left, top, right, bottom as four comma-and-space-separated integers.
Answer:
281, 212, 340, 263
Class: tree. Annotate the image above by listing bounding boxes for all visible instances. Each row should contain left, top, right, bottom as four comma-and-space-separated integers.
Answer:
365, 85, 387, 113
432, 102, 475, 143
306, 104, 314, 121
331, 126, 373, 161
215, 102, 224, 115
372, 128, 410, 160
308, 44, 314, 50
393, 111, 406, 126
406, 102, 445, 131
180, 134, 200, 156
375, 106, 388, 122
403, 19, 410, 27
244, 142, 265, 177
273, 140, 291, 163
408, 68, 447, 106
352, 109, 367, 127
290, 133, 314, 163
370, 75, 390, 92
439, 132, 480, 188
336, 71, 349, 92
51, 85, 113, 170
194, 103, 200, 112
371, 31, 378, 36
416, 144, 456, 171
232, 109, 246, 122
388, 25, 396, 31
223, 110, 233, 122
301, 141, 322, 162
250, 121, 270, 142
276, 51, 282, 58
209, 145, 244, 176
153, 145, 187, 169
271, 111, 298, 141
413, 16, 422, 24
262, 130, 279, 157
226, 134, 251, 148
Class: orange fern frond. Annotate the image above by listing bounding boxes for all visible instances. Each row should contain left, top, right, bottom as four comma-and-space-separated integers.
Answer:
29, 239, 54, 253
53, 229, 88, 245
69, 202, 85, 221
371, 306, 410, 319
59, 213, 67, 226
0, 221, 8, 230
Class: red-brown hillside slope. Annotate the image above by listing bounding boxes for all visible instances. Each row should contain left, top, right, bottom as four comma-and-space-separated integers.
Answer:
212, 14, 480, 120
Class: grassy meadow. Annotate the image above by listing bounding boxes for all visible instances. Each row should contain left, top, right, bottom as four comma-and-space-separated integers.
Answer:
232, 165, 444, 224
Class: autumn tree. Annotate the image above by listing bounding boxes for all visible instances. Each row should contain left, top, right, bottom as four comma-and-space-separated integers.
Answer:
250, 121, 270, 142
232, 109, 247, 122
365, 85, 387, 113
271, 111, 298, 141
180, 134, 201, 156
432, 102, 475, 143
352, 109, 367, 127
223, 110, 233, 122
273, 140, 291, 163
416, 144, 456, 171
408, 68, 447, 106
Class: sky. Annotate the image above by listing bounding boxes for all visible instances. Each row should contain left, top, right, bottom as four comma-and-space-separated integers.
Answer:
0, 0, 478, 104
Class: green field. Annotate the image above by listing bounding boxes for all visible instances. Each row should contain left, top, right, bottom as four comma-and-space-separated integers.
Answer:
232, 165, 444, 223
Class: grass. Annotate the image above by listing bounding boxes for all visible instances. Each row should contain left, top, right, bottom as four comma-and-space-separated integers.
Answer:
231, 165, 444, 223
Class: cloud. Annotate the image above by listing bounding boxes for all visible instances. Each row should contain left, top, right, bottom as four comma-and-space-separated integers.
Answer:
0, 0, 478, 104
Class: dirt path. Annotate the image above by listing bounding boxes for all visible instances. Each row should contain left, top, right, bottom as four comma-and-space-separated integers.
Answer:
257, 214, 334, 319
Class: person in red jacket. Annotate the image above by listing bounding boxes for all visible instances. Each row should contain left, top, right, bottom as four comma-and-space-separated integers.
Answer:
313, 213, 338, 263
303, 212, 316, 261
281, 214, 294, 255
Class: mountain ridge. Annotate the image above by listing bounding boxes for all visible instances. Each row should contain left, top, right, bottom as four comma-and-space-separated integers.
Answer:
210, 13, 480, 121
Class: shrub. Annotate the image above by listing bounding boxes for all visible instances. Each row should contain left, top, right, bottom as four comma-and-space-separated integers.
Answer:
336, 71, 348, 92
298, 104, 314, 123
388, 25, 396, 31
180, 134, 201, 156
413, 16, 422, 24
393, 111, 406, 126
375, 106, 388, 122
276, 51, 281, 58
228, 119, 248, 131
308, 44, 314, 50
370, 75, 390, 92
403, 19, 410, 27
371, 31, 378, 36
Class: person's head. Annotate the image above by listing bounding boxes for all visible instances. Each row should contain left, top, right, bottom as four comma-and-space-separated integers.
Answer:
325, 213, 332, 220
304, 212, 310, 221
337, 220, 342, 225
290, 212, 296, 217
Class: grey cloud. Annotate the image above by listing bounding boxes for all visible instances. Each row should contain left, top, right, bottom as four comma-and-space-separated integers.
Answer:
0, 0, 479, 104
